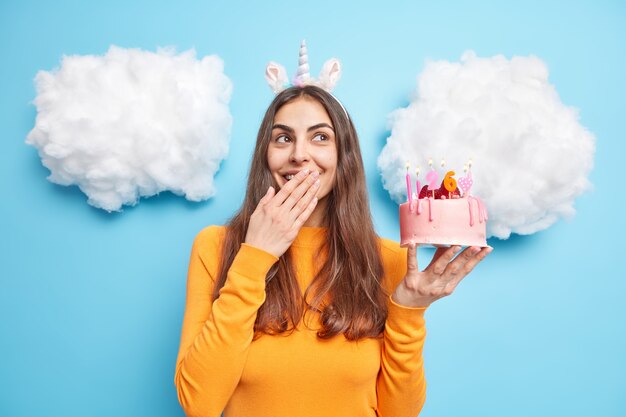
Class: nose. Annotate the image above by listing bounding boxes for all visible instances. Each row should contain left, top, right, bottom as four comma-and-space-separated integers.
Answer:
290, 139, 310, 164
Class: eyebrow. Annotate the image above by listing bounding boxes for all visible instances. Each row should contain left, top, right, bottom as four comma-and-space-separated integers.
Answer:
271, 123, 335, 133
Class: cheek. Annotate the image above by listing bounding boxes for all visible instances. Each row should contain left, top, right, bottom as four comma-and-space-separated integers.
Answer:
266, 150, 284, 171
266, 157, 277, 171
318, 148, 338, 171
320, 153, 338, 188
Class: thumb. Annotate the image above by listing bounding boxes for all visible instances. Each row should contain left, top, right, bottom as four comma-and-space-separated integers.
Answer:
407, 243, 419, 272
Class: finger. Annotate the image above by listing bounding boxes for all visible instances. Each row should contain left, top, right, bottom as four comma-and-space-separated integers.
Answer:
293, 195, 319, 228
441, 280, 458, 298
288, 175, 321, 220
258, 186, 275, 206
448, 246, 492, 287
406, 243, 418, 273
425, 247, 449, 270
281, 171, 320, 213
443, 246, 478, 276
427, 245, 461, 275
270, 169, 310, 206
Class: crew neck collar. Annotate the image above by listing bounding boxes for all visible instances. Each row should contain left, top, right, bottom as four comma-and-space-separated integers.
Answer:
291, 226, 328, 248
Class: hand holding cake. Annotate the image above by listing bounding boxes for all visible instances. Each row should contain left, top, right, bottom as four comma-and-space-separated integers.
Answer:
392, 243, 492, 308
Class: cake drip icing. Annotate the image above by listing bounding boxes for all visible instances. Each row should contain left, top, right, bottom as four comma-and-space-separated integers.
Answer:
467, 196, 488, 226
427, 198, 433, 221
407, 195, 488, 228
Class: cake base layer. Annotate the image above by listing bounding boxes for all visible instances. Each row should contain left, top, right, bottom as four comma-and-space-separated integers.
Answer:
399, 197, 488, 248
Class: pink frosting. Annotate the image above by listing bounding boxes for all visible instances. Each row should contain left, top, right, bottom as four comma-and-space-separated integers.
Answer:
467, 196, 487, 226
400, 196, 488, 247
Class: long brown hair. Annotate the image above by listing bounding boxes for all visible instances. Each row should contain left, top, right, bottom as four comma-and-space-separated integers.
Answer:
213, 85, 387, 340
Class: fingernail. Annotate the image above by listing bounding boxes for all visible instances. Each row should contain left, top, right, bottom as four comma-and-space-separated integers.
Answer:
311, 170, 320, 178
313, 179, 320, 187
486, 247, 493, 253
298, 169, 310, 178
453, 246, 462, 253
472, 247, 480, 254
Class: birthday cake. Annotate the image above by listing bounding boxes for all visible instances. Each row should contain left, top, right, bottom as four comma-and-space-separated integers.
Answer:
399, 163, 488, 248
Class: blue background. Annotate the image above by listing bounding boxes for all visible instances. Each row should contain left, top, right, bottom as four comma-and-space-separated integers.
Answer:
1, 1, 624, 416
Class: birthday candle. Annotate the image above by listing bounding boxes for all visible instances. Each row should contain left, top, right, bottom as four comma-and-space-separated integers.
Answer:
415, 167, 421, 200
440, 159, 446, 198
458, 160, 474, 197
426, 158, 439, 199
443, 170, 457, 199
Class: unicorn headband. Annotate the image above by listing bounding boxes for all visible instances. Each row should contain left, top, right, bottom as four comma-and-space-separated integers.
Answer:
265, 40, 343, 99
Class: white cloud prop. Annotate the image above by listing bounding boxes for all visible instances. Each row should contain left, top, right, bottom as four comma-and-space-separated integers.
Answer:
378, 51, 595, 239
26, 45, 232, 212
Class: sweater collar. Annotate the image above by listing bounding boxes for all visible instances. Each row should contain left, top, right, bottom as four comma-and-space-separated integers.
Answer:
291, 227, 328, 248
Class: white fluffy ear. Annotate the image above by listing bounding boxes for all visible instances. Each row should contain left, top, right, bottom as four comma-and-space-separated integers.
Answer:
265, 62, 288, 93
318, 58, 341, 92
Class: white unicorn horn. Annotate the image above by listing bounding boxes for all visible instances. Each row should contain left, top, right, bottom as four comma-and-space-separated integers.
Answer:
294, 39, 310, 87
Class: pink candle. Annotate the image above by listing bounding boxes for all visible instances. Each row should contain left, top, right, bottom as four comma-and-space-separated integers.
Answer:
426, 169, 439, 196
426, 158, 439, 199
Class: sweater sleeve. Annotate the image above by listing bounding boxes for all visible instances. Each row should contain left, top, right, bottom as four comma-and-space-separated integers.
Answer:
174, 227, 279, 417
377, 245, 428, 417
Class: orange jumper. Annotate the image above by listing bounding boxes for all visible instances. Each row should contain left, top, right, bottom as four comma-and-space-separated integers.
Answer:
175, 226, 427, 417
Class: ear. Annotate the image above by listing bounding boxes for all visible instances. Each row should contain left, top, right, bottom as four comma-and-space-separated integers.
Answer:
318, 58, 341, 92
265, 62, 288, 93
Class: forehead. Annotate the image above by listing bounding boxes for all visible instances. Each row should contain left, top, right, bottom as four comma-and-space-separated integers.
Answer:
273, 96, 333, 126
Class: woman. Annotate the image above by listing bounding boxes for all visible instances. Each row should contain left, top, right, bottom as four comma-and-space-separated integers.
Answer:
174, 85, 491, 417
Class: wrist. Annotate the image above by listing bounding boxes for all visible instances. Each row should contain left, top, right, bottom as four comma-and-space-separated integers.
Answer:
392, 282, 432, 308
242, 241, 281, 259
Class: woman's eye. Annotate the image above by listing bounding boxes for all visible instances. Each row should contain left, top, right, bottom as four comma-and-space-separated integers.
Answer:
275, 135, 290, 143
312, 133, 328, 142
